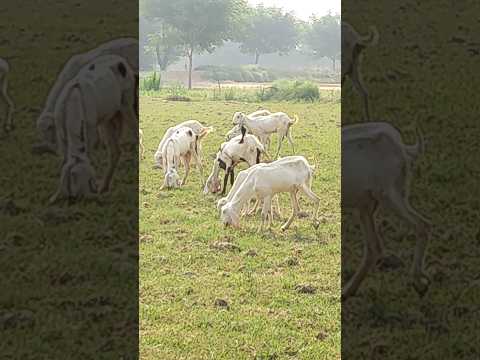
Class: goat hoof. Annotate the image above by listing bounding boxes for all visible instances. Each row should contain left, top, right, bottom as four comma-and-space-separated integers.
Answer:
413, 276, 430, 298
341, 291, 354, 302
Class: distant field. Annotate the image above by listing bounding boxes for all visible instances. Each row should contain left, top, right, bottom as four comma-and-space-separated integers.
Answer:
139, 98, 341, 359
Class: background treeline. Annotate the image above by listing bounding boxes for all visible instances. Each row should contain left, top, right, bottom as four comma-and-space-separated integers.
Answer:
139, 0, 340, 88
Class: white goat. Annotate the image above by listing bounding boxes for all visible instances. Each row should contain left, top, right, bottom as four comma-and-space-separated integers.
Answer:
139, 128, 145, 159
49, 55, 137, 203
160, 126, 203, 189
220, 156, 320, 231
225, 109, 272, 141
35, 37, 138, 154
203, 134, 267, 196
342, 122, 430, 300
233, 111, 298, 159
217, 163, 282, 219
0, 58, 14, 132
154, 120, 213, 169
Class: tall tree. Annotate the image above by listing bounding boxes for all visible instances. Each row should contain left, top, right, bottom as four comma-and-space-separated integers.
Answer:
144, 20, 183, 82
238, 6, 299, 65
305, 13, 341, 70
141, 0, 247, 89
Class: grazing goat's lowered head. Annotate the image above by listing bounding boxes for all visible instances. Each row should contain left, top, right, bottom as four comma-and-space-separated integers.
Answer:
164, 168, 181, 189
50, 155, 97, 204
220, 202, 240, 228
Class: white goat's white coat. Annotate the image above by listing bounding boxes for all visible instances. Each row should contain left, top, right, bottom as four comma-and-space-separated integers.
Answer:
36, 38, 138, 152
203, 134, 266, 195
220, 156, 319, 231
217, 163, 282, 218
225, 109, 272, 141
154, 120, 213, 169
0, 58, 14, 132
342, 121, 430, 299
233, 111, 298, 158
50, 55, 137, 203
160, 126, 204, 189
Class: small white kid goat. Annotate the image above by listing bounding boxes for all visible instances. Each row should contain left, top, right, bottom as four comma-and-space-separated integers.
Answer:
342, 121, 430, 300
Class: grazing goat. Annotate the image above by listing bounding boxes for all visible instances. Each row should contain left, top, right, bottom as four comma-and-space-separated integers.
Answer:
233, 111, 298, 159
217, 163, 282, 219
35, 37, 138, 154
154, 120, 213, 169
0, 58, 14, 132
220, 156, 320, 231
203, 134, 267, 196
160, 126, 203, 189
225, 109, 272, 141
342, 121, 430, 300
139, 128, 145, 159
49, 55, 137, 203
342, 22, 378, 121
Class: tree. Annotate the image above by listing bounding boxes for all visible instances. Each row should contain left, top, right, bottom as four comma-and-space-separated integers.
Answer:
238, 6, 299, 65
141, 0, 247, 89
305, 13, 341, 70
143, 20, 183, 83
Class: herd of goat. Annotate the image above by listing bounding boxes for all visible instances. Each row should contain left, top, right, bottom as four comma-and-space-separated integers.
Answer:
0, 22, 431, 299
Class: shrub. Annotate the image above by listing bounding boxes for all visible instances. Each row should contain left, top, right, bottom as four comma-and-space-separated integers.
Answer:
167, 82, 187, 97
260, 80, 320, 102
141, 72, 161, 91
200, 65, 276, 83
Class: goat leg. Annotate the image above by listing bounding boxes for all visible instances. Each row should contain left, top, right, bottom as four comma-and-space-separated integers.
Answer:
342, 205, 381, 300
99, 120, 121, 193
281, 191, 299, 231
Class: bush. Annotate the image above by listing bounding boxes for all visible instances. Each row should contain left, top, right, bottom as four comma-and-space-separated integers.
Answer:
199, 65, 276, 83
259, 80, 320, 102
167, 82, 187, 97
141, 72, 161, 91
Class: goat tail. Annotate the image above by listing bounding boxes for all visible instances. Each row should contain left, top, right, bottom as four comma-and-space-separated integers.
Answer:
360, 25, 379, 47
405, 122, 425, 162
198, 126, 214, 140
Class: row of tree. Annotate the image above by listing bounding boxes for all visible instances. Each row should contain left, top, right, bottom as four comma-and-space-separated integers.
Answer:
140, 0, 340, 89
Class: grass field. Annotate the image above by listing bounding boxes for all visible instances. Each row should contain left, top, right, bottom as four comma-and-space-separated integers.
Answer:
0, 1, 138, 358
139, 97, 341, 359
342, 2, 480, 358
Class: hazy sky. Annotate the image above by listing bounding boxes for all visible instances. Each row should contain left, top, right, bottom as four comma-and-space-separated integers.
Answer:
247, 0, 340, 20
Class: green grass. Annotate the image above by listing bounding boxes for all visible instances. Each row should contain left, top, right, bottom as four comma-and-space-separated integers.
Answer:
0, 1, 137, 358
140, 99, 341, 359
342, 2, 480, 359
140, 85, 340, 104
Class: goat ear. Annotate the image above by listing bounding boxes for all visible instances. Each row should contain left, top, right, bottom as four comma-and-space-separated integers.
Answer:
89, 179, 98, 193
117, 62, 127, 77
